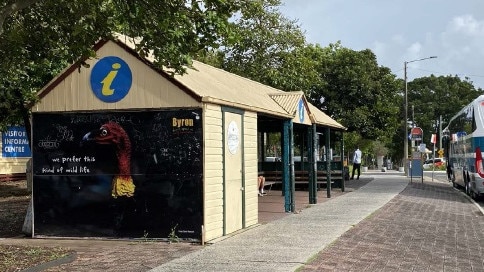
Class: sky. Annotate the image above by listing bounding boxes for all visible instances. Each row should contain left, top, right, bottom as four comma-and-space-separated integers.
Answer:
279, 0, 484, 90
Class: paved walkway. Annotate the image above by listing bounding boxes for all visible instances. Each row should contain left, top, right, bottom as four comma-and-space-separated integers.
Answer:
301, 174, 484, 271
150, 172, 409, 271
3, 171, 484, 271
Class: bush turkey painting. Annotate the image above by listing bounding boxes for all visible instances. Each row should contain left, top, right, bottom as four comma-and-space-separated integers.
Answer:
32, 110, 203, 239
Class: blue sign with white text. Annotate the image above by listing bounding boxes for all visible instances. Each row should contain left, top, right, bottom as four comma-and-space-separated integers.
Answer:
2, 126, 31, 157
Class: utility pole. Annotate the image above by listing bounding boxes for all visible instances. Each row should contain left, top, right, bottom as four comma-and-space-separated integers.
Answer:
403, 56, 437, 176
439, 115, 442, 150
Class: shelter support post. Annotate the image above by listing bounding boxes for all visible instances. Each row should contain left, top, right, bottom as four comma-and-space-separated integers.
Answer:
325, 127, 331, 198
340, 131, 345, 192
289, 121, 295, 212
282, 120, 292, 212
309, 124, 317, 204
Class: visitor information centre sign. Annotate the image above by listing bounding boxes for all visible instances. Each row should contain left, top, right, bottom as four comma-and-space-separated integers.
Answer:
2, 126, 31, 157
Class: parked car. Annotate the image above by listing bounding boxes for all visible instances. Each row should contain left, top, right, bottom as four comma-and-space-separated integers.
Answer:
423, 158, 445, 169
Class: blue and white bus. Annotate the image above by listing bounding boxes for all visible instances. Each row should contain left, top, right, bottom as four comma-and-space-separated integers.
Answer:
443, 95, 484, 199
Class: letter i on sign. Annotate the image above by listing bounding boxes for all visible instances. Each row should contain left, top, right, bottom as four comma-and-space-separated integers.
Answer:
101, 63, 121, 96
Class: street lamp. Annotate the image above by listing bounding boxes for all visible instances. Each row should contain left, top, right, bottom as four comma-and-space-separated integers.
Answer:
403, 56, 437, 176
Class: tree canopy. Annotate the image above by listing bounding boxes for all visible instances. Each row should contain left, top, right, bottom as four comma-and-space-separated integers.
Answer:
407, 75, 482, 148
0, 0, 242, 138
198, 0, 318, 92
2, 0, 483, 165
305, 42, 401, 142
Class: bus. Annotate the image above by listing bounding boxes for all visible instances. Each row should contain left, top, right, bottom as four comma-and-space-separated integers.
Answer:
443, 95, 484, 199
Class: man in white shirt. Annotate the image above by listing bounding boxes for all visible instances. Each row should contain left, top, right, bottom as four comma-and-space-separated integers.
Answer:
351, 147, 362, 180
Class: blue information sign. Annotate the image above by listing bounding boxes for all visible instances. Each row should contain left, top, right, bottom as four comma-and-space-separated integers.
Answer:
90, 56, 132, 103
2, 126, 31, 157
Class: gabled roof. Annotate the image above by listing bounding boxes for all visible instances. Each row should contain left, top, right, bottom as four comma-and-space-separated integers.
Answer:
308, 103, 346, 130
269, 92, 345, 130
172, 60, 294, 118
37, 34, 345, 130
269, 92, 304, 116
118, 35, 346, 130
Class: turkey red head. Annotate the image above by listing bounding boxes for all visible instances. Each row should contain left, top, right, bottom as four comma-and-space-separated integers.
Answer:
82, 121, 135, 198
82, 121, 131, 150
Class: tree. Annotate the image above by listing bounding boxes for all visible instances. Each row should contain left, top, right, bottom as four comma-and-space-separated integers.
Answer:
0, 0, 41, 35
198, 3, 401, 158
407, 75, 483, 149
0, 0, 242, 144
198, 0, 318, 92
306, 42, 401, 143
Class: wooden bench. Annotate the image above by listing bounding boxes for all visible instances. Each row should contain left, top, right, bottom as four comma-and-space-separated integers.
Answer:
258, 170, 343, 189
0, 173, 26, 182
294, 170, 340, 188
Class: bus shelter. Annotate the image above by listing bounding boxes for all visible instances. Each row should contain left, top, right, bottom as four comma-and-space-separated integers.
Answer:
27, 34, 345, 243
257, 95, 346, 212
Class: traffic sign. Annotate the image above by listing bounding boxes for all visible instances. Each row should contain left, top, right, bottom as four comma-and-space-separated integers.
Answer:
411, 127, 423, 141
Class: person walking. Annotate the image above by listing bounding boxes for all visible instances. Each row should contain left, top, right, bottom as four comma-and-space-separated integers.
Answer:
446, 162, 452, 182
351, 147, 362, 180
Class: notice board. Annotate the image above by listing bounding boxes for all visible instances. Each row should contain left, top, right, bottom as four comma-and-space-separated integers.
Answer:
32, 110, 203, 239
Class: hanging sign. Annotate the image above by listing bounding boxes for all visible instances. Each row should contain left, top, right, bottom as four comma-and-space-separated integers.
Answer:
410, 127, 423, 141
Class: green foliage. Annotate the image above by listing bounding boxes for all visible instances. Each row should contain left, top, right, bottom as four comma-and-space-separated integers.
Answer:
371, 140, 388, 156
201, 0, 317, 92
168, 224, 180, 243
0, 0, 242, 136
407, 75, 483, 148
307, 43, 401, 143
2, 0, 482, 170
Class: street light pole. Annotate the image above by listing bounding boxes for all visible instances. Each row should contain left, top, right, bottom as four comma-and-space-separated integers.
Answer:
403, 56, 437, 176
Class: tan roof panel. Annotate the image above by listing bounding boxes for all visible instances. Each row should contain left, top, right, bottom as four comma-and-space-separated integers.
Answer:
173, 61, 292, 118
53, 35, 343, 128
308, 103, 346, 130
269, 92, 304, 116
114, 34, 292, 118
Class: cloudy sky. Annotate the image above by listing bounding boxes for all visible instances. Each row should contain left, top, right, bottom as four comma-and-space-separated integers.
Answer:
279, 0, 484, 90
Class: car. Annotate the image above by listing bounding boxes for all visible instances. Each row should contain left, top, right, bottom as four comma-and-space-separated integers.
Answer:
423, 158, 445, 169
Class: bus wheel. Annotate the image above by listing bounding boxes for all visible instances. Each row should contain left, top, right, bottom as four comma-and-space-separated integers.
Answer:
470, 190, 477, 200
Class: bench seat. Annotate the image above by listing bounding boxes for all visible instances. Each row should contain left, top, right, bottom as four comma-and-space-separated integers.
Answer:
258, 170, 343, 189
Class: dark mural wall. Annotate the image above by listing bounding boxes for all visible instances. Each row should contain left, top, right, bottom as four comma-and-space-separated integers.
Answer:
32, 110, 203, 239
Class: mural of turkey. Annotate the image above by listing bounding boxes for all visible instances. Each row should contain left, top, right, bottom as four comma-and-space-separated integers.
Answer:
82, 121, 135, 198
32, 110, 203, 239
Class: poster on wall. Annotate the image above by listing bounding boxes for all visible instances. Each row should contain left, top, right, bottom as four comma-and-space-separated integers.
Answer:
32, 110, 203, 239
2, 126, 31, 157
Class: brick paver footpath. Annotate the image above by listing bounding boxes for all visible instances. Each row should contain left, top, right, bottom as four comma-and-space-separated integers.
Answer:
3, 173, 483, 272
300, 181, 484, 272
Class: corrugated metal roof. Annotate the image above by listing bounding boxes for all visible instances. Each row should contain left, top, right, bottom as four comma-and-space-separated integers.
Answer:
173, 60, 293, 118
114, 35, 345, 129
114, 34, 292, 118
37, 34, 345, 130
308, 103, 346, 130
269, 92, 304, 116
270, 92, 346, 130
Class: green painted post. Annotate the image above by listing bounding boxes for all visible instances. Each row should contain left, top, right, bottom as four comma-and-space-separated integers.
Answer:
290, 121, 295, 212
340, 131, 345, 192
282, 120, 291, 212
307, 125, 316, 204
326, 127, 331, 198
